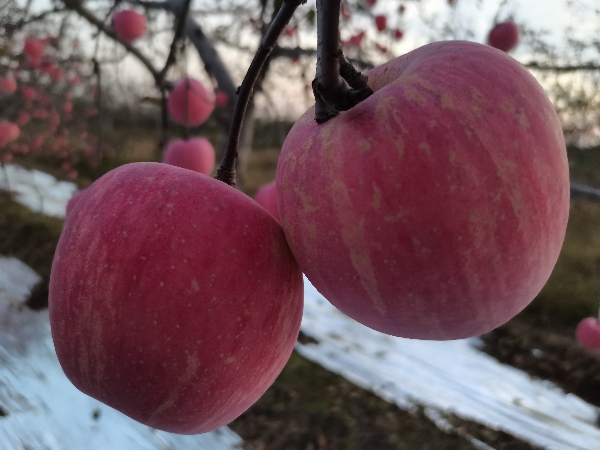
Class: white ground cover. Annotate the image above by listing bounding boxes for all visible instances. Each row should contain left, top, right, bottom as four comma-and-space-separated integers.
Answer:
0, 257, 244, 450
2, 163, 600, 449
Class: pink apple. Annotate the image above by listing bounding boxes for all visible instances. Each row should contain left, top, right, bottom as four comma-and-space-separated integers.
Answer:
17, 112, 30, 126
276, 40, 569, 340
162, 137, 215, 175
23, 87, 37, 100
112, 10, 147, 44
576, 318, 600, 350
254, 180, 280, 222
49, 162, 303, 433
215, 90, 230, 108
0, 121, 20, 147
167, 78, 215, 127
0, 77, 17, 93
23, 38, 45, 58
487, 22, 519, 52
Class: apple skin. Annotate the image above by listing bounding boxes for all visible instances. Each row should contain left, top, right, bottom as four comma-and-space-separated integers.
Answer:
576, 318, 600, 350
276, 40, 569, 340
487, 22, 519, 52
113, 10, 147, 44
163, 138, 215, 176
254, 180, 280, 222
65, 188, 88, 217
168, 78, 215, 127
49, 162, 304, 433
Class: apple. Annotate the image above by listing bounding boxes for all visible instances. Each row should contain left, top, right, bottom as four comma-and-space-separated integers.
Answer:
0, 77, 17, 93
23, 37, 45, 58
576, 318, 600, 350
17, 112, 30, 126
276, 40, 569, 340
167, 78, 215, 127
254, 180, 280, 222
112, 10, 147, 44
49, 162, 304, 433
487, 22, 519, 52
215, 90, 230, 108
162, 137, 216, 175
375, 15, 387, 32
0, 121, 20, 147
393, 29, 404, 40
23, 87, 37, 100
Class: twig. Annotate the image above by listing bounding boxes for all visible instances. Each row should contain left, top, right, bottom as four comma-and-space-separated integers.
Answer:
214, 0, 305, 187
159, 0, 193, 79
313, 0, 372, 123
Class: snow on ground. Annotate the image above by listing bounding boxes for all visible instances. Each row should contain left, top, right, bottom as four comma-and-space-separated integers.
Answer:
298, 279, 600, 450
0, 164, 77, 218
2, 165, 600, 449
0, 257, 244, 450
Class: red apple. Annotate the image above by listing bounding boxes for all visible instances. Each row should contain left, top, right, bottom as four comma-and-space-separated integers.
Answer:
576, 318, 600, 350
0, 121, 20, 147
168, 78, 215, 127
487, 22, 519, 52
162, 137, 215, 175
394, 29, 404, 40
23, 87, 37, 100
375, 15, 387, 32
254, 180, 280, 222
0, 77, 17, 93
215, 89, 230, 108
23, 37, 45, 58
17, 112, 30, 126
49, 162, 304, 433
112, 10, 147, 44
276, 40, 569, 340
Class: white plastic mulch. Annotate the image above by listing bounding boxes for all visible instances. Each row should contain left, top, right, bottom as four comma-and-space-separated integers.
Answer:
0, 164, 77, 217
0, 257, 244, 450
2, 163, 600, 449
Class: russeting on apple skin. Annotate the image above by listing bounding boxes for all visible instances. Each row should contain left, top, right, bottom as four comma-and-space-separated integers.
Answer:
276, 40, 569, 340
49, 162, 304, 434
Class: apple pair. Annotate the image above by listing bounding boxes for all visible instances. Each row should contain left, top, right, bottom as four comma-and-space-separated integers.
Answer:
50, 40, 568, 434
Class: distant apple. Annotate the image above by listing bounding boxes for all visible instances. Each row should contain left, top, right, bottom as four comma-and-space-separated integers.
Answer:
375, 15, 387, 32
254, 180, 279, 222
167, 78, 215, 127
0, 77, 17, 93
576, 318, 600, 350
487, 22, 519, 52
0, 122, 20, 147
162, 137, 216, 175
113, 10, 147, 44
23, 38, 45, 58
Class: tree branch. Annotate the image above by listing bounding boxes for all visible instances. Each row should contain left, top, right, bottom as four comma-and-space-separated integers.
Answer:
214, 0, 305, 187
524, 61, 600, 72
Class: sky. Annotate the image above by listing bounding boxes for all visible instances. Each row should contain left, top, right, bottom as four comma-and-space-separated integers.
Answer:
14, 0, 600, 120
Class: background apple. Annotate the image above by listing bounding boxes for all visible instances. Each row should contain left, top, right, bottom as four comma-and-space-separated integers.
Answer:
276, 40, 569, 340
162, 137, 215, 175
167, 78, 215, 127
49, 162, 304, 433
254, 180, 280, 221
487, 22, 519, 52
576, 317, 600, 350
112, 10, 147, 44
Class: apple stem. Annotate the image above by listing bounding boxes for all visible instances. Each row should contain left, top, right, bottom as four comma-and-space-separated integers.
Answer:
215, 0, 305, 187
313, 0, 373, 123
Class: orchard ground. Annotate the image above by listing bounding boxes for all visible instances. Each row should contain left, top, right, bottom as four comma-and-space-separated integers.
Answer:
2, 118, 600, 448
